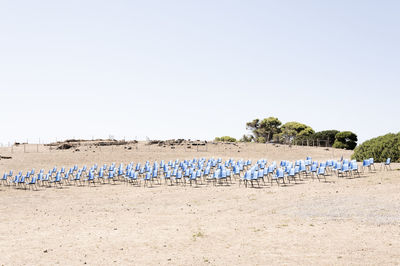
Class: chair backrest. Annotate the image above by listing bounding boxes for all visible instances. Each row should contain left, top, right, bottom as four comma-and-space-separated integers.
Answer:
145, 172, 151, 179
311, 164, 317, 172
289, 168, 295, 176
190, 172, 196, 179
294, 166, 300, 174
317, 167, 325, 175
276, 168, 284, 178
386, 158, 391, 164
45, 173, 50, 180
268, 165, 275, 174
244, 171, 251, 179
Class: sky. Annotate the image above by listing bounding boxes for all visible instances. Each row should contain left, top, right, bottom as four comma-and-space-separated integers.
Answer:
0, 0, 399, 145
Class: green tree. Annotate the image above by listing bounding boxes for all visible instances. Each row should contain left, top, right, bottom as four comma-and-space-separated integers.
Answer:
332, 131, 358, 150
279, 122, 315, 143
311, 130, 340, 146
246, 117, 282, 142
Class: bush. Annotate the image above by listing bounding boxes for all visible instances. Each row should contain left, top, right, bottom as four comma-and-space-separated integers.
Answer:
352, 133, 400, 162
215, 136, 237, 142
332, 131, 358, 150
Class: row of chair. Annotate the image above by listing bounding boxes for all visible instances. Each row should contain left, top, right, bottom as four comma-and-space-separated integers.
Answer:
1, 157, 392, 190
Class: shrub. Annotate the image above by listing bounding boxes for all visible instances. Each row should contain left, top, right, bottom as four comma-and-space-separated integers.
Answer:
332, 131, 358, 150
214, 136, 237, 142
352, 133, 400, 162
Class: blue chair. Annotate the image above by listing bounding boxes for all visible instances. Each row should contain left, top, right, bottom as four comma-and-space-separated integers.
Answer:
196, 170, 203, 185
239, 171, 251, 187
383, 158, 391, 171
338, 163, 350, 177
36, 173, 43, 186
308, 164, 318, 179
351, 161, 360, 177
287, 168, 296, 183
84, 171, 95, 186
188, 172, 197, 186
316, 167, 326, 182
107, 171, 115, 184
299, 164, 307, 177
73, 172, 82, 186
62, 171, 71, 185
130, 171, 140, 185
362, 160, 371, 172
175, 171, 183, 185
26, 176, 38, 190
271, 168, 285, 186
50, 172, 62, 187
17, 175, 26, 189
257, 169, 265, 184
12, 174, 20, 187
164, 170, 172, 185
369, 158, 376, 170
152, 169, 160, 185
97, 168, 105, 183
233, 166, 241, 179
42, 173, 51, 186
208, 171, 219, 186
217, 170, 229, 185
143, 172, 152, 187
1, 173, 8, 186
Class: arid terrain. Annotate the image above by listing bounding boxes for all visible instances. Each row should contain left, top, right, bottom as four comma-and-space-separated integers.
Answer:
0, 142, 399, 265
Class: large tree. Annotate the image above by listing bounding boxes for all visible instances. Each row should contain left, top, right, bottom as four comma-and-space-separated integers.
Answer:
246, 117, 282, 142
280, 122, 315, 138
333, 131, 358, 150
312, 130, 340, 146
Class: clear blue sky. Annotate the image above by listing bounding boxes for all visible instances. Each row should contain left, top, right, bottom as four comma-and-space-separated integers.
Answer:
1, 0, 399, 144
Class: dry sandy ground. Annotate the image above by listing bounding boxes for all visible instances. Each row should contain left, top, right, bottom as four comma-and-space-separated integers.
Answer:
0, 143, 399, 265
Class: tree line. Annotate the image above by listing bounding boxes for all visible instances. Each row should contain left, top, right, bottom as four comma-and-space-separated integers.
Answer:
215, 117, 358, 150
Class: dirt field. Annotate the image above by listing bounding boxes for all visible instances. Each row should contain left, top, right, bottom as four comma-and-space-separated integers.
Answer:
0, 143, 399, 265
